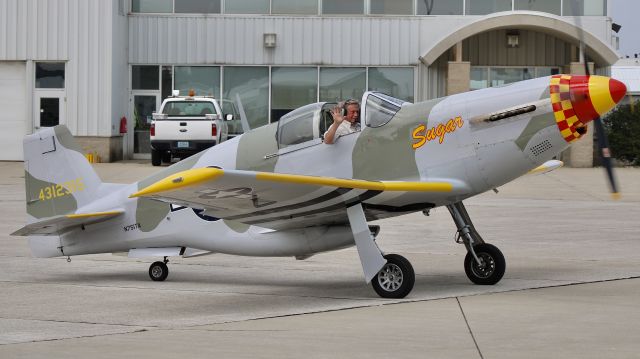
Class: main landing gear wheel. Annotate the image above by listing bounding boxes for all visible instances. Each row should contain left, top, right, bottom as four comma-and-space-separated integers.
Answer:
464, 243, 505, 285
149, 261, 169, 281
371, 254, 415, 299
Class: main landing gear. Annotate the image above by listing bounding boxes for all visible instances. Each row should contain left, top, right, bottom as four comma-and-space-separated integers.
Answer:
447, 202, 505, 285
346, 203, 416, 299
371, 254, 415, 299
149, 257, 169, 281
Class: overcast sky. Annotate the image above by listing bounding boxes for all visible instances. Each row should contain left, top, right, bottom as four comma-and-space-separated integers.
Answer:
609, 0, 640, 58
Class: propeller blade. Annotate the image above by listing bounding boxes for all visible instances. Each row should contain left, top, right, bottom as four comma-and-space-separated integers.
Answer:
571, 0, 621, 198
593, 117, 620, 199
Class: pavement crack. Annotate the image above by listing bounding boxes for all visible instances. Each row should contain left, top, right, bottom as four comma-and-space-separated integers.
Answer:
0, 316, 156, 329
0, 328, 150, 346
456, 297, 484, 359
0, 279, 378, 301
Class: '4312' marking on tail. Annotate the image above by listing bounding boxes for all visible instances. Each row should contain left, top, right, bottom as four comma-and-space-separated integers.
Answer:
412, 116, 464, 149
38, 178, 85, 201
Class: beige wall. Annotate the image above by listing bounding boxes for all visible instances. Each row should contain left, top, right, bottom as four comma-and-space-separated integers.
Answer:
76, 136, 124, 163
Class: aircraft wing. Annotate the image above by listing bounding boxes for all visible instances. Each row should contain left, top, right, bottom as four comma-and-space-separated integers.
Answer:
12, 210, 124, 236
130, 167, 465, 230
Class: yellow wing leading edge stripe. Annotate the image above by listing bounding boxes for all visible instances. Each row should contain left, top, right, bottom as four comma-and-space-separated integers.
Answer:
65, 210, 124, 219
130, 167, 224, 198
130, 168, 454, 198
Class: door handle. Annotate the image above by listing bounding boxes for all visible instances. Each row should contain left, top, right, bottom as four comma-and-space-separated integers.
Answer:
180, 129, 187, 132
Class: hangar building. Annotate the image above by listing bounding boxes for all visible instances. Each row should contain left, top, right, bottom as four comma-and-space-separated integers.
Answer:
0, 0, 619, 165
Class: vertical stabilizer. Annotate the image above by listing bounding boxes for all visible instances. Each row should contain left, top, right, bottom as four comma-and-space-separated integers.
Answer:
23, 125, 103, 221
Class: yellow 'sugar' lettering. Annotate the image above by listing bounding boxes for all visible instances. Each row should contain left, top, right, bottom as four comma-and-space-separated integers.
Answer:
412, 116, 464, 149
38, 178, 85, 201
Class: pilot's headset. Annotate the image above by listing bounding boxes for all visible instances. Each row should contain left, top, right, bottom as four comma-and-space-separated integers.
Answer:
341, 98, 359, 117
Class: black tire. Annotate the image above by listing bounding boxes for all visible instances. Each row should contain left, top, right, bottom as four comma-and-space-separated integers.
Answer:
371, 254, 415, 299
149, 261, 169, 281
464, 243, 505, 285
161, 152, 171, 164
151, 149, 161, 166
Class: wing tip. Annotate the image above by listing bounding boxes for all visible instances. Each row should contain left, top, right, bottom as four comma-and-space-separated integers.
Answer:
130, 167, 224, 198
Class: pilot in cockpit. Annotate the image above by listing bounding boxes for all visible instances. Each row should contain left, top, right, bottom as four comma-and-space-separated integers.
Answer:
324, 99, 361, 144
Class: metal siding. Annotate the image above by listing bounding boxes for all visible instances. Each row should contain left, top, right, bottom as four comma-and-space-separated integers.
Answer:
465, 29, 575, 67
0, 0, 115, 137
129, 16, 429, 66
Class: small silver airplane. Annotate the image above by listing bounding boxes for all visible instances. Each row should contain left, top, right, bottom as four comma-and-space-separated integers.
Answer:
12, 73, 626, 298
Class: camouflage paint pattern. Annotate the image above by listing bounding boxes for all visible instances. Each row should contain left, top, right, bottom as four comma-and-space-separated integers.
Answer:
223, 219, 250, 233
135, 151, 207, 232
235, 123, 278, 172
25, 170, 77, 219
54, 126, 85, 154
352, 100, 442, 181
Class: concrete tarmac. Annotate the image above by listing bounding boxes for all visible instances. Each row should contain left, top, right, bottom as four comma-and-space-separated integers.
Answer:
0, 161, 639, 358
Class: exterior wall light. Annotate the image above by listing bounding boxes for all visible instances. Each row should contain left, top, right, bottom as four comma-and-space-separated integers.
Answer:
264, 33, 277, 48
507, 33, 519, 48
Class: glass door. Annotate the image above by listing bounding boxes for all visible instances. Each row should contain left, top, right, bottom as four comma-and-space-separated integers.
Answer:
34, 93, 65, 129
130, 94, 159, 157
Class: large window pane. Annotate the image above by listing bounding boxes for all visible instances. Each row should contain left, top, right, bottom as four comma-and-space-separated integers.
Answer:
174, 66, 220, 97
465, 0, 512, 15
322, 0, 364, 15
319, 68, 366, 102
36, 62, 65, 89
223, 67, 269, 128
535, 67, 560, 77
175, 0, 221, 13
161, 66, 173, 100
490, 68, 534, 87
370, 0, 413, 15
514, 0, 560, 15
563, 0, 606, 15
225, 0, 269, 14
470, 67, 488, 90
271, 67, 318, 122
132, 0, 172, 13
132, 65, 159, 90
272, 0, 318, 14
417, 0, 463, 15
368, 67, 414, 102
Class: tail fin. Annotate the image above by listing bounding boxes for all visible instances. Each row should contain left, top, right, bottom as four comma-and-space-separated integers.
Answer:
23, 125, 103, 221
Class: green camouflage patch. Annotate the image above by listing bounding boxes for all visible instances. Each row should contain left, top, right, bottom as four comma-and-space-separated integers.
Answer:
223, 219, 250, 233
25, 170, 77, 219
352, 100, 442, 180
236, 123, 278, 172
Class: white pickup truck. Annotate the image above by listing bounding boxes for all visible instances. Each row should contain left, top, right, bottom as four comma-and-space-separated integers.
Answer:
150, 93, 234, 166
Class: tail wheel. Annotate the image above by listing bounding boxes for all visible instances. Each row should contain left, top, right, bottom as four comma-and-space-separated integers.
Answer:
149, 261, 169, 281
371, 254, 415, 299
464, 243, 505, 285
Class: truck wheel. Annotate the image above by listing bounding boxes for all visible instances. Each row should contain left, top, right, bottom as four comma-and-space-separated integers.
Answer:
151, 149, 161, 166
162, 152, 171, 164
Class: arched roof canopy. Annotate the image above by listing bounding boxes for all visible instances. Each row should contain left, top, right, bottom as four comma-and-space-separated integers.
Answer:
420, 12, 619, 67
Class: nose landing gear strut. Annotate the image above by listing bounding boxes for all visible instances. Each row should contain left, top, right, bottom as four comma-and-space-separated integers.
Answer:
447, 202, 505, 285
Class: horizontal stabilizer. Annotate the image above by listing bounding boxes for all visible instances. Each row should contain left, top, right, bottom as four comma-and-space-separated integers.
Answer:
11, 210, 123, 236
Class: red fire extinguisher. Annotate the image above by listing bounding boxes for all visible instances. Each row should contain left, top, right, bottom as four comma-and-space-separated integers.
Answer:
119, 116, 127, 134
